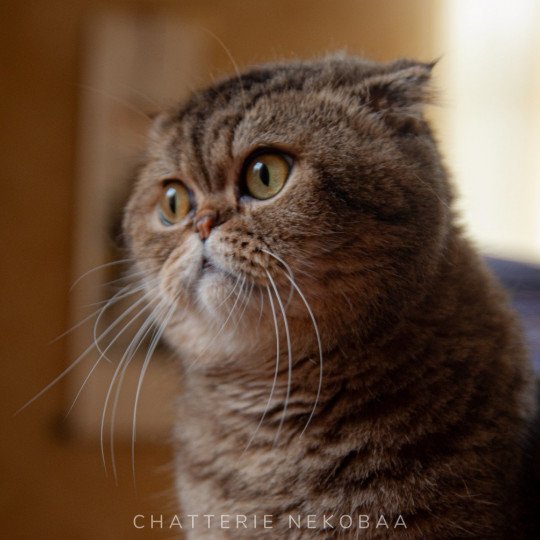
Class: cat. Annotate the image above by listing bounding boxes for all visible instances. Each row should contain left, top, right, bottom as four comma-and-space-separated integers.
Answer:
123, 55, 538, 538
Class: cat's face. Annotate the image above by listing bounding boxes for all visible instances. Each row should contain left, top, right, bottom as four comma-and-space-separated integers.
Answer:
123, 57, 451, 363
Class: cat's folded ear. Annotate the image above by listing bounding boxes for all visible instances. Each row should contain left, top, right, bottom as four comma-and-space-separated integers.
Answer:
356, 59, 437, 134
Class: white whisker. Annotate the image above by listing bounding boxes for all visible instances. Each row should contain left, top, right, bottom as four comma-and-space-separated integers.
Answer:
109, 286, 169, 482
232, 281, 254, 331
265, 270, 292, 445
283, 272, 323, 437
98, 268, 150, 289
244, 286, 281, 451
195, 26, 247, 113
92, 279, 157, 362
263, 249, 324, 437
49, 281, 141, 345
64, 293, 154, 418
69, 258, 135, 292
257, 287, 265, 326
131, 298, 177, 488
14, 287, 152, 416
77, 83, 153, 123
100, 297, 162, 479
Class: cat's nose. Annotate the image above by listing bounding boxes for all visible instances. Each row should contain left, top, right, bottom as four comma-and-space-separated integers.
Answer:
195, 209, 218, 241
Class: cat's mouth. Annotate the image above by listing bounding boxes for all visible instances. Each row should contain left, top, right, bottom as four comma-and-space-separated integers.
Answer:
201, 256, 218, 273
199, 255, 232, 281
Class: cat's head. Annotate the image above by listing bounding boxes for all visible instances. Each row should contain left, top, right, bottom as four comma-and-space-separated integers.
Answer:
123, 56, 451, 364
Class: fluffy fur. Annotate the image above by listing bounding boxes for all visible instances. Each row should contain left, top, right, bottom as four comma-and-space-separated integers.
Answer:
124, 56, 537, 538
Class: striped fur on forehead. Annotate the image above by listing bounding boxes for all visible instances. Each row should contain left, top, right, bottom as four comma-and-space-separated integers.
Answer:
152, 55, 434, 187
172, 56, 431, 120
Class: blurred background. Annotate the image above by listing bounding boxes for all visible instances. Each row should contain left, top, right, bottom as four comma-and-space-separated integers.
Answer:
1, 1, 539, 538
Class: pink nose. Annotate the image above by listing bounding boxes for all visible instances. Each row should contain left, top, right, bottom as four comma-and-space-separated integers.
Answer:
195, 210, 218, 240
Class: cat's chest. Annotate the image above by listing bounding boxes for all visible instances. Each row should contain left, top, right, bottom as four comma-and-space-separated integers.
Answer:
176, 410, 308, 483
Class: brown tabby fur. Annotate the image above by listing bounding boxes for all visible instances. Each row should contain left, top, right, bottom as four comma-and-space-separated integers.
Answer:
124, 56, 537, 538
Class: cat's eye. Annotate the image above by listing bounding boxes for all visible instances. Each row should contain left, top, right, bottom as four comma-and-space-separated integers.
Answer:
158, 181, 191, 225
243, 152, 291, 200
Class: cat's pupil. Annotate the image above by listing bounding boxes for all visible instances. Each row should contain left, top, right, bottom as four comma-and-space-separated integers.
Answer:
167, 189, 177, 214
255, 162, 270, 186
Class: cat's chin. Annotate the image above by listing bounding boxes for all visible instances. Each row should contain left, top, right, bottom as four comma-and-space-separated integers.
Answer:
195, 267, 243, 316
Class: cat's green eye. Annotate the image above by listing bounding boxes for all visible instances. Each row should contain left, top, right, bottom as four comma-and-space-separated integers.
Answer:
243, 152, 291, 200
158, 181, 191, 225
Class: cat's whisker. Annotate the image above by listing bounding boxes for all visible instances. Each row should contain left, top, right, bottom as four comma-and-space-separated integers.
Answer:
91, 279, 160, 362
64, 292, 155, 418
76, 83, 154, 123
284, 282, 295, 311
244, 285, 281, 452
15, 351, 89, 416
232, 281, 254, 331
98, 268, 151, 289
92, 278, 158, 362
82, 279, 147, 309
49, 281, 142, 345
48, 303, 116, 346
91, 278, 158, 341
195, 26, 247, 114
100, 297, 162, 480
14, 286, 153, 416
262, 249, 324, 437
265, 270, 292, 446
115, 81, 162, 109
69, 258, 136, 292
210, 274, 245, 333
109, 280, 174, 482
282, 272, 323, 437
210, 273, 241, 311
131, 298, 177, 489
257, 287, 265, 327
261, 248, 296, 309
219, 274, 247, 326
